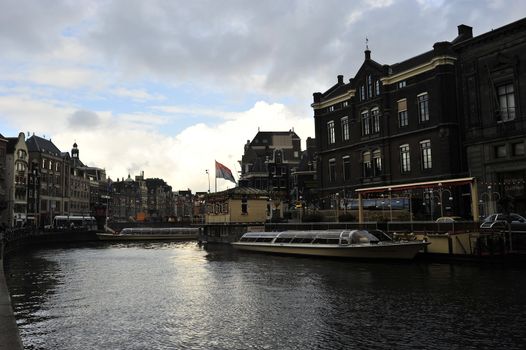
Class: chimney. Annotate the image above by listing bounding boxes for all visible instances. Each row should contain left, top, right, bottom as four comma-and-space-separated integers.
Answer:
337, 75, 344, 84
313, 92, 322, 103
458, 24, 473, 39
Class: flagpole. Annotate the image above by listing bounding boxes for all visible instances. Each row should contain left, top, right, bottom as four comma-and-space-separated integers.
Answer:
215, 161, 217, 193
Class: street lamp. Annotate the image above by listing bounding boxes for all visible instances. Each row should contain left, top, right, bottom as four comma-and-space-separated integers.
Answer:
205, 169, 210, 193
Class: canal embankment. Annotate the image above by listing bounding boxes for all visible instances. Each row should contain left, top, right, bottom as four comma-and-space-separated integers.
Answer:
0, 243, 23, 350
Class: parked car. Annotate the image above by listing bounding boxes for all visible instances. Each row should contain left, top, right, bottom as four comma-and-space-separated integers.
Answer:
435, 216, 463, 223
480, 213, 526, 233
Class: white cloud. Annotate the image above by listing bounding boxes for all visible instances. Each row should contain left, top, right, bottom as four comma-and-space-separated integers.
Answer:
111, 87, 165, 102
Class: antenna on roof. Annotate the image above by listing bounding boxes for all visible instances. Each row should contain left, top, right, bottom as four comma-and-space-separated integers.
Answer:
365, 36, 369, 50
258, 126, 260, 132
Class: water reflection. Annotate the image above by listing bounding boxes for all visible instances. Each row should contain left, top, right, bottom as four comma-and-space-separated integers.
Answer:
5, 242, 526, 350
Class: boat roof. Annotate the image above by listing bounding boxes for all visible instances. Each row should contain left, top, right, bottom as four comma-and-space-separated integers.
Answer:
241, 230, 378, 240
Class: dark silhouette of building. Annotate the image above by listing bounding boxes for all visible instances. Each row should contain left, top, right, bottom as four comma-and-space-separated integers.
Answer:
239, 130, 302, 209
455, 19, 526, 216
312, 18, 526, 218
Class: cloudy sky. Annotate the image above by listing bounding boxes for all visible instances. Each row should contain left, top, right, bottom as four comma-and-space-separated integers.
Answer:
1, 0, 524, 192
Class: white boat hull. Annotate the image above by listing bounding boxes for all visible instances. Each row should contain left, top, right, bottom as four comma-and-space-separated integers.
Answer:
231, 241, 429, 259
96, 233, 198, 241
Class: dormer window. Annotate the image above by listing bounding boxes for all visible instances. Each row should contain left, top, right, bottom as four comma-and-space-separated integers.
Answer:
367, 75, 373, 98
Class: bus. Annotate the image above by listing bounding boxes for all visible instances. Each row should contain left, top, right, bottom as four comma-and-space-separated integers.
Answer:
52, 215, 98, 231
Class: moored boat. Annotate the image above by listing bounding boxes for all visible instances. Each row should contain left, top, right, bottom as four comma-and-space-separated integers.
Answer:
231, 230, 429, 259
97, 227, 199, 241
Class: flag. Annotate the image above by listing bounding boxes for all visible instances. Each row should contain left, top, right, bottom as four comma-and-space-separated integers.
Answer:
215, 160, 236, 184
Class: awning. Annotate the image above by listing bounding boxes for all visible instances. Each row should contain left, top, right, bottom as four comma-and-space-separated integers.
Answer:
355, 177, 475, 194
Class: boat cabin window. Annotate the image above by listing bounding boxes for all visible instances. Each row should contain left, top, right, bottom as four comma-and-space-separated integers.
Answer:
275, 237, 292, 243
312, 238, 340, 244
350, 230, 379, 244
255, 237, 273, 242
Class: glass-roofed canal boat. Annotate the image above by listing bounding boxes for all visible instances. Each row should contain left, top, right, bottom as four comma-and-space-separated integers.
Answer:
97, 227, 199, 241
231, 230, 430, 259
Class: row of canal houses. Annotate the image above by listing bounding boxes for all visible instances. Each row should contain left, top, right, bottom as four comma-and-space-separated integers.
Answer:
0, 133, 188, 229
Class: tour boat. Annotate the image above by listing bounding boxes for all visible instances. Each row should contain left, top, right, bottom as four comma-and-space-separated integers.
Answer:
96, 227, 199, 241
231, 230, 429, 259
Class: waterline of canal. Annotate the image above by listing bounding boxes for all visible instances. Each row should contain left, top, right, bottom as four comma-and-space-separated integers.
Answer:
5, 242, 526, 350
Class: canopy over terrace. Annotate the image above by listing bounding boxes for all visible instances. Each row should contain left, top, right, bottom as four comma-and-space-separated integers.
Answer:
354, 177, 479, 224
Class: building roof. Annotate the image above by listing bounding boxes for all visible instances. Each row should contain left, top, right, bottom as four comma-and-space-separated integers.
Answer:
26, 135, 62, 157
5, 138, 18, 153
251, 130, 300, 144
208, 186, 268, 200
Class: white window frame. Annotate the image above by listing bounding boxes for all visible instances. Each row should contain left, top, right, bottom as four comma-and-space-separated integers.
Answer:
417, 92, 429, 122
341, 116, 349, 141
420, 140, 432, 170
400, 144, 411, 173
371, 108, 380, 133
327, 121, 335, 144
361, 111, 370, 136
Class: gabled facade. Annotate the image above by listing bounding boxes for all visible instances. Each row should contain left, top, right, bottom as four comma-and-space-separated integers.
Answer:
313, 42, 464, 214
26, 135, 66, 227
239, 130, 302, 206
66, 143, 91, 216
1, 132, 29, 227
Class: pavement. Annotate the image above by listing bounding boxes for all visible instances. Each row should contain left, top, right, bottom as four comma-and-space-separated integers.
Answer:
0, 257, 23, 350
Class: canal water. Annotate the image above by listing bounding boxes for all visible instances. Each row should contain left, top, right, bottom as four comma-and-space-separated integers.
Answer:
4, 242, 526, 350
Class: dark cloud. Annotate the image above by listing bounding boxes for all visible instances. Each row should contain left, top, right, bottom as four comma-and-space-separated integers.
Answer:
0, 0, 86, 55
1, 0, 525, 97
82, 0, 526, 95
69, 110, 101, 129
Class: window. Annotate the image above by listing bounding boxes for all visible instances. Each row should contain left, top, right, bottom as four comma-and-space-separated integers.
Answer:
398, 81, 406, 89
373, 149, 382, 176
495, 145, 507, 158
327, 121, 335, 144
496, 83, 516, 122
420, 140, 432, 170
341, 117, 349, 141
329, 159, 336, 182
367, 75, 373, 98
371, 108, 380, 133
400, 144, 411, 173
397, 99, 408, 127
241, 194, 248, 215
343, 156, 351, 181
513, 142, 525, 156
343, 101, 349, 107
360, 85, 365, 101
418, 93, 429, 122
361, 111, 370, 135
363, 151, 372, 178
328, 105, 335, 112
375, 80, 380, 95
